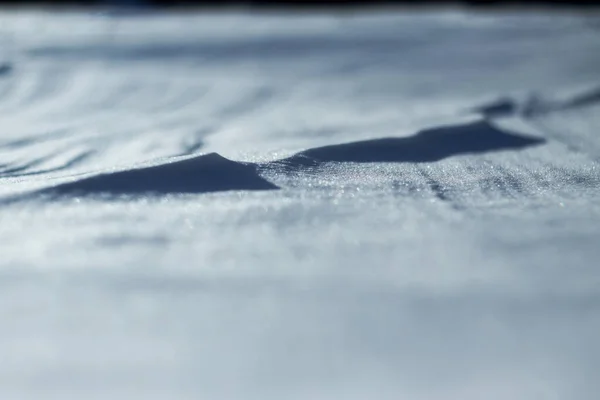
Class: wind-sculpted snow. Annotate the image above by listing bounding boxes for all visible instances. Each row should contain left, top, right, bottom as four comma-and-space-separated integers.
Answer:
30, 120, 542, 198
467, 85, 600, 119
45, 152, 278, 196
271, 120, 544, 167
560, 86, 600, 111
1, 9, 600, 400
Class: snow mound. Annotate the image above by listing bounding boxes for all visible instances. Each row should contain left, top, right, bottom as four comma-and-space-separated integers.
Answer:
45, 152, 279, 196
269, 120, 544, 169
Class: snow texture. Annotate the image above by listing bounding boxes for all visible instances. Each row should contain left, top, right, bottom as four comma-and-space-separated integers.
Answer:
1, 7, 600, 400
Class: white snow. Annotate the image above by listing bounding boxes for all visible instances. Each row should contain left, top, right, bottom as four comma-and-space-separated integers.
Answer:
1, 7, 600, 400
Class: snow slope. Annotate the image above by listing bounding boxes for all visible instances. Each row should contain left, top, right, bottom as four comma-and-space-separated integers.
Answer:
1, 8, 600, 400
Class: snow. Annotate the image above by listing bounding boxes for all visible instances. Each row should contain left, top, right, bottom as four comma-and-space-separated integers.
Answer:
1, 7, 600, 399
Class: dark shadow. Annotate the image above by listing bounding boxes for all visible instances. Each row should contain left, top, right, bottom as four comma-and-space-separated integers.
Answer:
0, 150, 95, 178
0, 62, 12, 77
269, 120, 544, 169
465, 97, 518, 119
560, 86, 600, 110
522, 86, 600, 118
180, 139, 204, 156
467, 85, 600, 120
45, 152, 279, 196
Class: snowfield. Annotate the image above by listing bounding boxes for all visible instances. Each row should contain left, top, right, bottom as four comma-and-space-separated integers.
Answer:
1, 8, 600, 399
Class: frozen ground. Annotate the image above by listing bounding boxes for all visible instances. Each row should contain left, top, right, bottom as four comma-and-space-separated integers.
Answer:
1, 7, 600, 399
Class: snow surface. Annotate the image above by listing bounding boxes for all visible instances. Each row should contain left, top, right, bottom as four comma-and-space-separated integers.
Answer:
1, 7, 600, 400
